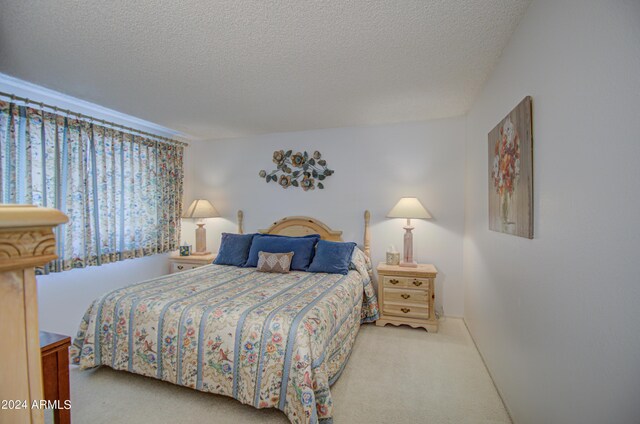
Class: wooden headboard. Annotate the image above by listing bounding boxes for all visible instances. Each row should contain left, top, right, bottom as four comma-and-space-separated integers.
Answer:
261, 216, 343, 241
236, 210, 371, 258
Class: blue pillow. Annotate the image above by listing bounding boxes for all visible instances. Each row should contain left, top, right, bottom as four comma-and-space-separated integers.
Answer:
307, 240, 357, 275
213, 233, 257, 267
244, 234, 320, 271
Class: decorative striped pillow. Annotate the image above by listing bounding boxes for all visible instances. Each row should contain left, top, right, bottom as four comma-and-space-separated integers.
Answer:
257, 251, 294, 273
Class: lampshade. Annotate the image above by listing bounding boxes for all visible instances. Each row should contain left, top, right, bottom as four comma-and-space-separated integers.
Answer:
387, 197, 431, 219
183, 199, 220, 219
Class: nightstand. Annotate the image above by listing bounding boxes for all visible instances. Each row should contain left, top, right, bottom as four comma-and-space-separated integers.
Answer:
375, 263, 438, 332
40, 331, 71, 424
168, 252, 217, 274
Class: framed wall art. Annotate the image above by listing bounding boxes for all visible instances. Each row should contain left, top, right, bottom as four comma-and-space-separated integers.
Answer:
488, 96, 533, 238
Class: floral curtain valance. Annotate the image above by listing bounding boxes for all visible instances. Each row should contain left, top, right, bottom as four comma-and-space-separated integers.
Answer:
0, 100, 184, 273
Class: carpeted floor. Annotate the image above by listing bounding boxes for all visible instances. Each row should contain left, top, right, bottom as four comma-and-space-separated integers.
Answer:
48, 318, 510, 424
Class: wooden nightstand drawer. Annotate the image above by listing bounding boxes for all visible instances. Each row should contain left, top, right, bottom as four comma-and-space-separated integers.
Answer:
169, 252, 216, 274
170, 263, 202, 273
383, 276, 430, 290
383, 304, 429, 320
383, 287, 428, 304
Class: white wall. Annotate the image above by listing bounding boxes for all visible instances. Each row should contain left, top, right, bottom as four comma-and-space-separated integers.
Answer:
463, 1, 640, 423
184, 118, 466, 317
37, 255, 169, 337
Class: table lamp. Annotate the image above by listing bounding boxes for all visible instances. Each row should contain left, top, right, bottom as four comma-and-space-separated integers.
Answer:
183, 199, 219, 255
387, 197, 431, 267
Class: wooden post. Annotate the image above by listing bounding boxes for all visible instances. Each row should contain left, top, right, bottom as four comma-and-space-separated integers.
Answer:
0, 205, 68, 424
364, 210, 371, 260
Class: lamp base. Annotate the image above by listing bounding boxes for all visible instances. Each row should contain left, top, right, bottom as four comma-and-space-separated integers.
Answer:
193, 222, 209, 255
401, 222, 417, 267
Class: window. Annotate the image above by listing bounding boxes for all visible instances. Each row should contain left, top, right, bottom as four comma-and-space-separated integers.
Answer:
0, 100, 184, 273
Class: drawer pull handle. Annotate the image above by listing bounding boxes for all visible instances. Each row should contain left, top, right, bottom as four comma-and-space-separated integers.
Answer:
389, 279, 399, 285
412, 280, 423, 287
177, 265, 184, 270
401, 294, 410, 299
401, 308, 410, 314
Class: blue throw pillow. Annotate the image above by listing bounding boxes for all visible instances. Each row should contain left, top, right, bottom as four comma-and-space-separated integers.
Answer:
213, 233, 257, 267
308, 240, 357, 275
244, 234, 320, 271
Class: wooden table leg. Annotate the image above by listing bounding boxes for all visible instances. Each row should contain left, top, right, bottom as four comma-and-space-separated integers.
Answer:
41, 336, 71, 424
55, 348, 70, 424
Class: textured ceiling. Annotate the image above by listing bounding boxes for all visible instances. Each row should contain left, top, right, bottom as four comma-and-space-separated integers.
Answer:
0, 0, 530, 140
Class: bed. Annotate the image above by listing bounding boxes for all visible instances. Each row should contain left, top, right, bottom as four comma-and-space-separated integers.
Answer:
70, 211, 379, 424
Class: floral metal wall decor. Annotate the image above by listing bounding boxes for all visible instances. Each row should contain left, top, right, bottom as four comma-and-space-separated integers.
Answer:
259, 150, 334, 191
488, 96, 533, 239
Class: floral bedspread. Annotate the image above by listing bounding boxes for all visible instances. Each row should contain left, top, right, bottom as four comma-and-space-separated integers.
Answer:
71, 249, 379, 424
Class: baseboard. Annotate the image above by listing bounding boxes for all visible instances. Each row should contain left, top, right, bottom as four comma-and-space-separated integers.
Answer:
462, 318, 515, 424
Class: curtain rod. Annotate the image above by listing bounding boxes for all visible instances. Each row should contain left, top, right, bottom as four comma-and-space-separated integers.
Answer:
0, 91, 188, 147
